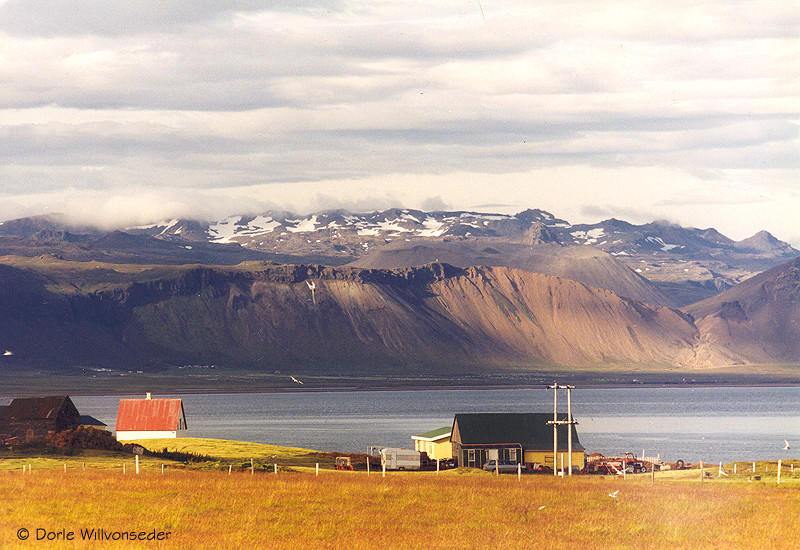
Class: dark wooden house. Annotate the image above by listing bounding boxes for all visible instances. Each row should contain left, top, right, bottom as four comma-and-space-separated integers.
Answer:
0, 396, 81, 442
451, 412, 585, 470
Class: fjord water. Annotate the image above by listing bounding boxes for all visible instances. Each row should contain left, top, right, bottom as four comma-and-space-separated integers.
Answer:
70, 386, 800, 464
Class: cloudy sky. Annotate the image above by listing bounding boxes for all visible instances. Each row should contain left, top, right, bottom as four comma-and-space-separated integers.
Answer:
1, 1, 798, 244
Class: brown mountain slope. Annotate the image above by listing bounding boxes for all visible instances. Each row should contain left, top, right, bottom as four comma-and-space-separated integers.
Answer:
0, 259, 708, 372
427, 266, 697, 366
685, 256, 800, 363
117, 263, 704, 369
351, 240, 671, 307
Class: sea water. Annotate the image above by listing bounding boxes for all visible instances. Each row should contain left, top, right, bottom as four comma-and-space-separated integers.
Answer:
68, 385, 800, 464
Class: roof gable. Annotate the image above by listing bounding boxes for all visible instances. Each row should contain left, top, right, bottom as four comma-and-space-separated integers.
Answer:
115, 399, 186, 432
411, 426, 452, 441
79, 415, 107, 427
453, 412, 584, 451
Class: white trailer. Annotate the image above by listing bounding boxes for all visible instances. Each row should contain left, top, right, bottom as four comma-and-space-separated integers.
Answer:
380, 447, 421, 470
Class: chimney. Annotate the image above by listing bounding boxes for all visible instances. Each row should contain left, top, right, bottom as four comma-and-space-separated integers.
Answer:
146, 392, 152, 400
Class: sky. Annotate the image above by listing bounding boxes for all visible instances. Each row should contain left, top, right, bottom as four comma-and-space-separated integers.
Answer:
0, 1, 798, 244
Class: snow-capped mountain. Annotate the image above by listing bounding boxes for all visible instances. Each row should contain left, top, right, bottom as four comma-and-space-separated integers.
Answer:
2, 208, 797, 307
128, 208, 798, 307
135, 208, 795, 261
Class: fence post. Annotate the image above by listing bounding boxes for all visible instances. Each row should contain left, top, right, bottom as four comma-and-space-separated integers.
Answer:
274, 463, 278, 475
64, 463, 67, 473
228, 464, 232, 475
316, 463, 319, 476
135, 455, 140, 475
161, 463, 164, 475
123, 463, 126, 475
251, 459, 254, 475
517, 462, 521, 481
752, 462, 756, 473
777, 460, 782, 485
367, 458, 370, 476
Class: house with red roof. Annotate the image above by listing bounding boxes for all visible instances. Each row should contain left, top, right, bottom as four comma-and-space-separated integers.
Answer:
115, 393, 187, 441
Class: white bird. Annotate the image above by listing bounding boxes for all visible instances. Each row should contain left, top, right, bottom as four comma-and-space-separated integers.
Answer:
538, 505, 545, 510
784, 439, 790, 450
3, 350, 12, 356
608, 490, 619, 498
305, 280, 316, 305
290, 376, 304, 385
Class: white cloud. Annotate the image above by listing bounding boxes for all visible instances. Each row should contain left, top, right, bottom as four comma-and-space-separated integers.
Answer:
0, 0, 797, 245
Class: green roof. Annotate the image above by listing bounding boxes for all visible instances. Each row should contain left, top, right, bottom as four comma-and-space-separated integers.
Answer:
411, 426, 452, 441
453, 413, 584, 451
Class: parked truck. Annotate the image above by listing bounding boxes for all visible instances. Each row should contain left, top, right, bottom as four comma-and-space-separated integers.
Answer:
380, 448, 421, 470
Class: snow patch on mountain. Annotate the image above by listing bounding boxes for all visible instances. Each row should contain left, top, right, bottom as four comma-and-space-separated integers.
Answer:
286, 216, 319, 233
209, 215, 282, 243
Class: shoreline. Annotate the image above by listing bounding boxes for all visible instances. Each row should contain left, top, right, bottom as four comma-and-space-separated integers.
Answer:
3, 372, 800, 398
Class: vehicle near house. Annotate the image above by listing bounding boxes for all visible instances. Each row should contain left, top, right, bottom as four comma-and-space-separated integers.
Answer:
335, 457, 353, 471
483, 459, 520, 473
585, 452, 650, 474
380, 447, 421, 470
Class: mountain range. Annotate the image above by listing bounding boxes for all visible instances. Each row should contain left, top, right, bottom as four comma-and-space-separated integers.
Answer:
0, 209, 797, 377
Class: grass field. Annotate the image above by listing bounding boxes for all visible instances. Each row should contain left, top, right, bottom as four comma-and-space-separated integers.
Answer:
2, 465, 800, 549
2, 438, 799, 548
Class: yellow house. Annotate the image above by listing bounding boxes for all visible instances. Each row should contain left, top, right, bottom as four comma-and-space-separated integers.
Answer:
451, 413, 585, 472
411, 426, 452, 460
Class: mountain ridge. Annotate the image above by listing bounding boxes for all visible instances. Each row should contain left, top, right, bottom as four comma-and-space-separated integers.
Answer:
2, 208, 796, 308
1, 253, 797, 374
0, 258, 718, 372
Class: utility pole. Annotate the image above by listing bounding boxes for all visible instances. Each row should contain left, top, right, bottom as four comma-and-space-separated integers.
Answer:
547, 383, 578, 476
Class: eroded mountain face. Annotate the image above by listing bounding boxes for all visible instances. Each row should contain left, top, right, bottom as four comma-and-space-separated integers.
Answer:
0, 209, 797, 373
0, 258, 762, 372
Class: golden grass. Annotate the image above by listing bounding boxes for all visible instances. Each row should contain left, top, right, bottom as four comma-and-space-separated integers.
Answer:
129, 437, 321, 461
2, 466, 799, 549
0, 438, 339, 474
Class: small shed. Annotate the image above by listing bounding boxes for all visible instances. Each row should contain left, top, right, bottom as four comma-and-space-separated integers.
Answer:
115, 394, 187, 441
452, 412, 584, 470
411, 426, 452, 460
0, 396, 81, 442
79, 415, 108, 431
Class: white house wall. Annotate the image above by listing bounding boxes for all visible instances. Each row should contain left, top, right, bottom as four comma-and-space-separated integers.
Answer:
116, 430, 178, 441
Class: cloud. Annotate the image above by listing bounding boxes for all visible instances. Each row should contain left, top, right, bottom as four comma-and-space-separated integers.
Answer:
421, 196, 451, 212
0, 1, 343, 37
0, 0, 797, 245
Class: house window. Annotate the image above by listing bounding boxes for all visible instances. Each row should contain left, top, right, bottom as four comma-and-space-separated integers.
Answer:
462, 449, 492, 468
499, 448, 518, 462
